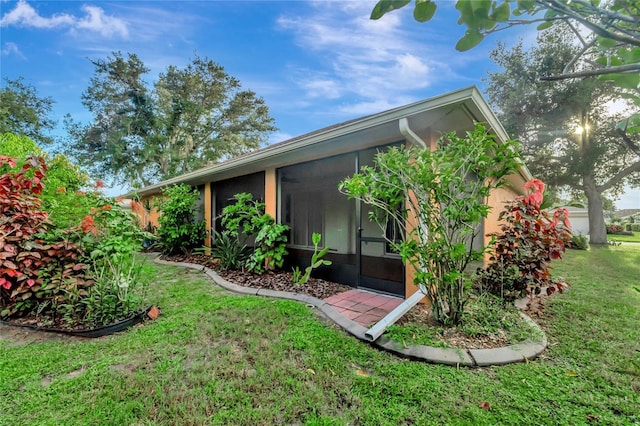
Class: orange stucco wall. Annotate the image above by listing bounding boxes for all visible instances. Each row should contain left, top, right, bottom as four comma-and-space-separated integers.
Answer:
483, 173, 528, 259
264, 167, 277, 218
204, 183, 212, 247
139, 195, 161, 229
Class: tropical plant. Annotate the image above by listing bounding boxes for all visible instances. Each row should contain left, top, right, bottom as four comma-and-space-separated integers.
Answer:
292, 232, 332, 285
220, 192, 271, 239
0, 155, 92, 318
340, 124, 521, 325
247, 223, 289, 274
210, 230, 249, 271
219, 192, 289, 273
81, 255, 149, 328
155, 184, 207, 255
476, 179, 572, 302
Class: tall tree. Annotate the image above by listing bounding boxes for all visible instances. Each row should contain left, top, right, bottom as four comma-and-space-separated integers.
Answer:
485, 27, 640, 244
371, 0, 640, 130
0, 77, 56, 146
65, 52, 277, 187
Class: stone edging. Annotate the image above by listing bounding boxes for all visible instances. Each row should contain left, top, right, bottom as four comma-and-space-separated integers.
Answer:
151, 254, 548, 367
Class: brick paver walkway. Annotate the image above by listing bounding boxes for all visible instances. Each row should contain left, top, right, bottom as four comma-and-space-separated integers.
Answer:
324, 289, 403, 327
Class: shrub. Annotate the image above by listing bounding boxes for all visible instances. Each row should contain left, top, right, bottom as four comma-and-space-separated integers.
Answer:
0, 156, 91, 318
210, 230, 249, 270
606, 224, 633, 235
340, 124, 522, 325
81, 255, 149, 328
476, 179, 572, 302
220, 192, 271, 239
156, 184, 207, 255
569, 233, 589, 250
218, 193, 289, 273
247, 222, 289, 274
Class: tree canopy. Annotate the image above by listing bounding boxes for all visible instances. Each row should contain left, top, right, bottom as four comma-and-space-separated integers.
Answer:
485, 26, 640, 243
0, 78, 56, 146
65, 52, 277, 188
371, 0, 640, 130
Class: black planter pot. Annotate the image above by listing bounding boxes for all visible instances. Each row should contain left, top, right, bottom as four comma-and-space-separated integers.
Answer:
0, 306, 154, 338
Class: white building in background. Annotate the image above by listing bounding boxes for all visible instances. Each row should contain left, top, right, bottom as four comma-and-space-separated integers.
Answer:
566, 207, 590, 236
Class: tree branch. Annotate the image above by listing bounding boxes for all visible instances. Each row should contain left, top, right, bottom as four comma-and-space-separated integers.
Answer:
562, 36, 596, 74
597, 160, 640, 193
616, 128, 640, 157
540, 63, 640, 81
541, 0, 640, 47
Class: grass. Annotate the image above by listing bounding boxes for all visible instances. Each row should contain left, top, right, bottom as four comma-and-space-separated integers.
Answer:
608, 231, 640, 243
1, 247, 639, 425
384, 293, 539, 348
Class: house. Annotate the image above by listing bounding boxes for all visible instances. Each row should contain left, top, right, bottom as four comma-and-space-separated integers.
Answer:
134, 86, 532, 299
565, 207, 590, 236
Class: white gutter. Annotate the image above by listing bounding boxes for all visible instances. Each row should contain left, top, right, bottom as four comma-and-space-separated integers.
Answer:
365, 285, 426, 341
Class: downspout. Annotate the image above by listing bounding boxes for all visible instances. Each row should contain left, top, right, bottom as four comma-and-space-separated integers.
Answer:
365, 285, 426, 341
399, 117, 427, 148
364, 118, 428, 341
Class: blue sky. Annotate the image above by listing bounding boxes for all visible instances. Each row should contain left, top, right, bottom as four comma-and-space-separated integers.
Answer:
1, 0, 639, 208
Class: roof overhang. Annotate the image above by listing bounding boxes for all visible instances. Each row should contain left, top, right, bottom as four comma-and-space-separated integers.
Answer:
133, 86, 532, 197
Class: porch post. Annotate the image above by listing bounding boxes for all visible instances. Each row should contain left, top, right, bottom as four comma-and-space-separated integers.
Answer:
265, 167, 277, 219
204, 183, 212, 247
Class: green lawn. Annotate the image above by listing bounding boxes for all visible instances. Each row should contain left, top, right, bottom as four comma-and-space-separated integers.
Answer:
1, 247, 639, 425
609, 231, 640, 243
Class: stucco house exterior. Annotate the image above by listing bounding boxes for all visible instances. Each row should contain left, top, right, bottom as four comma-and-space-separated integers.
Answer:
134, 86, 532, 299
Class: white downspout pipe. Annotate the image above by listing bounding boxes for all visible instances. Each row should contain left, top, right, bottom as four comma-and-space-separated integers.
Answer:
399, 117, 427, 148
364, 118, 430, 342
365, 285, 426, 341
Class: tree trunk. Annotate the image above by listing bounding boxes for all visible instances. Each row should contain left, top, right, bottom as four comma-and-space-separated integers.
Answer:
583, 174, 607, 244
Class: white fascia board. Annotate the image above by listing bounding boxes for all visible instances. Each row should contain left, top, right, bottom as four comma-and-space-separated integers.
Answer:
134, 86, 483, 196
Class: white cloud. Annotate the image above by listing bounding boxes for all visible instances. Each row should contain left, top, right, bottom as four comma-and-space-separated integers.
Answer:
74, 5, 128, 38
0, 0, 128, 38
276, 1, 443, 117
1, 41, 25, 59
302, 78, 342, 99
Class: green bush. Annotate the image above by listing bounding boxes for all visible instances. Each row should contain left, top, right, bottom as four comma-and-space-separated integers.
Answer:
81, 256, 149, 328
247, 222, 289, 274
156, 184, 207, 255
210, 230, 249, 270
570, 233, 589, 250
340, 124, 522, 325
218, 192, 289, 273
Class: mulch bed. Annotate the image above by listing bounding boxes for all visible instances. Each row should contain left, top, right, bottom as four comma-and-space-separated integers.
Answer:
161, 254, 351, 300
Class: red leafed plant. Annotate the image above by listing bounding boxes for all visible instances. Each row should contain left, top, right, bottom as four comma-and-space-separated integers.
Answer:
0, 156, 91, 318
475, 179, 572, 302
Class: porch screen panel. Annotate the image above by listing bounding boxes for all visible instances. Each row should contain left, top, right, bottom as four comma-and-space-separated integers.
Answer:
212, 172, 265, 233
279, 153, 355, 253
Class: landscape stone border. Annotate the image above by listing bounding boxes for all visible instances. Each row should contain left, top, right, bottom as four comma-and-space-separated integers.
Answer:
152, 254, 548, 367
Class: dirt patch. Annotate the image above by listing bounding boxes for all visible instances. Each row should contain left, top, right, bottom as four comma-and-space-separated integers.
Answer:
0, 322, 85, 346
162, 254, 351, 300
